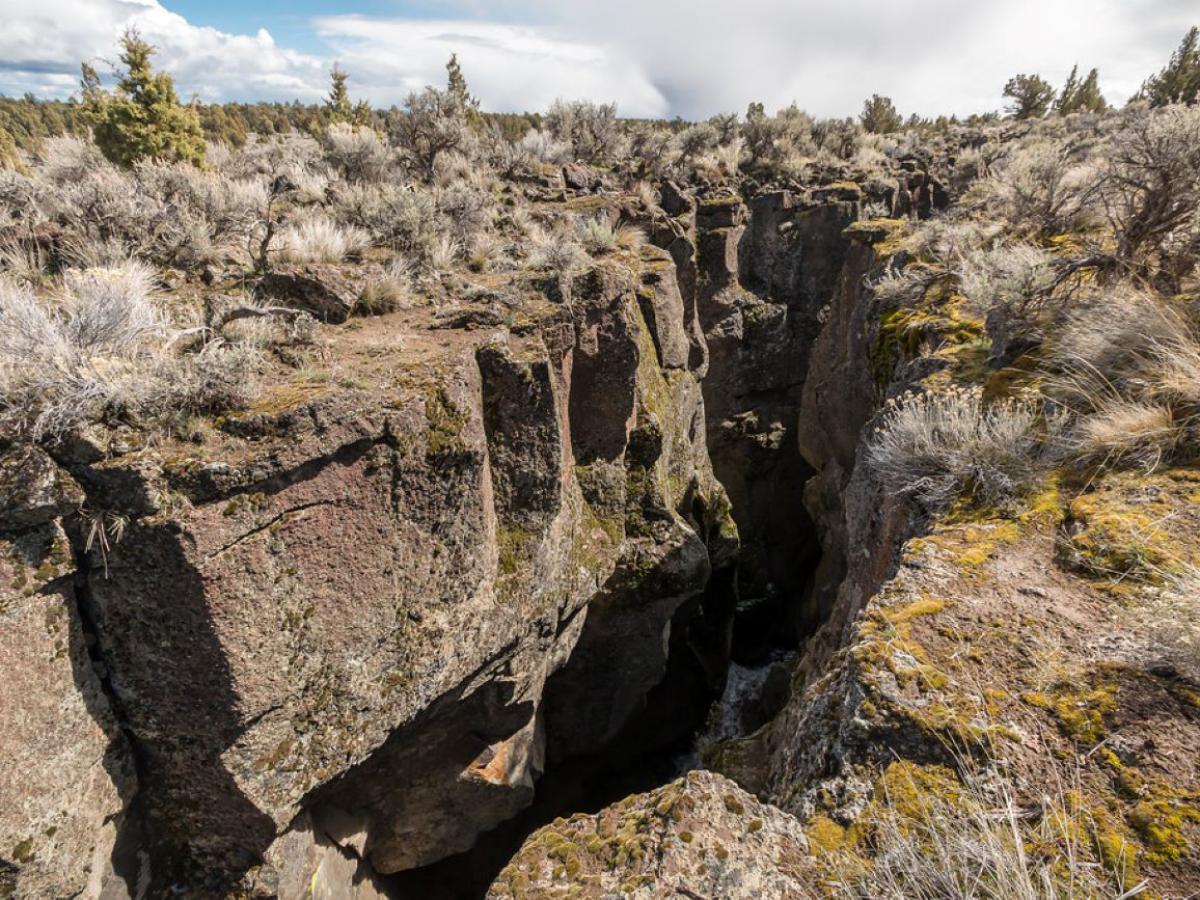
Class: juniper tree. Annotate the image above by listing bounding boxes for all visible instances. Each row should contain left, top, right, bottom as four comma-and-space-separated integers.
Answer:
324, 65, 371, 127
1003, 74, 1055, 120
80, 29, 205, 167
860, 94, 902, 133
445, 54, 481, 124
1057, 65, 1108, 114
1141, 26, 1200, 106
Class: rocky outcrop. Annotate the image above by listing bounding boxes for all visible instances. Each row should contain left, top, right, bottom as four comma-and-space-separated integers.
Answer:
258, 262, 385, 323
488, 771, 816, 899
0, 250, 736, 896
0, 449, 133, 899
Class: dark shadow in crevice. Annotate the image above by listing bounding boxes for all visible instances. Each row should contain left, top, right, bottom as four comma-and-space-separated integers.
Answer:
66, 517, 275, 894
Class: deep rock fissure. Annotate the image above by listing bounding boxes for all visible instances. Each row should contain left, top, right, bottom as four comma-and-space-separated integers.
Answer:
66, 527, 152, 892
11, 188, 865, 898
389, 192, 858, 898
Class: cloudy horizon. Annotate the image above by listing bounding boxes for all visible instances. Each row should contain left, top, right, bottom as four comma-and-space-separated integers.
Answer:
0, 0, 1195, 121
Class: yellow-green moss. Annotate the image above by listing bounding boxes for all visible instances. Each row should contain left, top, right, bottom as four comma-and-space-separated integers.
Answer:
1061, 486, 1178, 583
497, 525, 537, 576
424, 387, 469, 458
805, 815, 846, 855
1128, 795, 1200, 864
884, 597, 948, 625
1022, 675, 1118, 745
845, 218, 907, 255
10, 838, 33, 863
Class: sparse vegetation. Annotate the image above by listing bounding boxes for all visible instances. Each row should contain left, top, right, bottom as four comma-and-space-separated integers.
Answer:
824, 757, 1134, 899
868, 387, 1064, 511
3, 24, 1200, 899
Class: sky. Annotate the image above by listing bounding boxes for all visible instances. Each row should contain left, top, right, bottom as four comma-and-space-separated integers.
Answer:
0, 0, 1196, 121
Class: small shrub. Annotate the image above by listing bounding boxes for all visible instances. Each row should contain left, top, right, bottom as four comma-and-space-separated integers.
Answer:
394, 86, 475, 179
984, 141, 1099, 236
544, 99, 623, 164
675, 122, 720, 162
148, 340, 261, 419
868, 386, 1063, 510
358, 258, 414, 315
426, 233, 460, 273
324, 123, 391, 183
528, 227, 587, 275
1099, 104, 1200, 289
519, 128, 572, 165
576, 215, 618, 255
39, 136, 106, 184
61, 261, 162, 352
276, 216, 370, 264
958, 243, 1057, 360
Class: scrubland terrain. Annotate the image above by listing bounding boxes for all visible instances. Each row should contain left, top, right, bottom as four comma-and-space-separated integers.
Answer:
1, 29, 1199, 900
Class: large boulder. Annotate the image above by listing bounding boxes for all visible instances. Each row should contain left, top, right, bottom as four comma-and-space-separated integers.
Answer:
258, 263, 384, 323
488, 770, 817, 899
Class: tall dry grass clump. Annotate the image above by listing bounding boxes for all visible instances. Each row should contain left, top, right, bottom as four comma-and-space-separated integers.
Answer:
275, 216, 371, 264
1047, 287, 1200, 470
868, 386, 1065, 511
823, 758, 1138, 900
0, 263, 264, 440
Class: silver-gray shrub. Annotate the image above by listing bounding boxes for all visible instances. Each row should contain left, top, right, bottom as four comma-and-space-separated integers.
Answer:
0, 264, 264, 440
519, 128, 572, 165
323, 123, 392, 183
868, 386, 1064, 511
976, 139, 1100, 236
1097, 104, 1200, 288
544, 99, 624, 164
957, 243, 1057, 358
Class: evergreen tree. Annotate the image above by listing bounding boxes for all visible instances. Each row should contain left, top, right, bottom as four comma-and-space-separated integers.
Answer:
1057, 65, 1108, 114
324, 65, 372, 127
859, 94, 902, 133
445, 54, 482, 128
1003, 73, 1055, 119
1141, 25, 1200, 106
81, 30, 205, 167
326, 65, 353, 123
1076, 68, 1108, 113
1055, 65, 1081, 114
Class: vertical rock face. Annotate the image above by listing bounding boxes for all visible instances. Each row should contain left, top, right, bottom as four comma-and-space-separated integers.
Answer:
0, 252, 737, 896
0, 185, 880, 897
0, 449, 132, 899
657, 188, 858, 645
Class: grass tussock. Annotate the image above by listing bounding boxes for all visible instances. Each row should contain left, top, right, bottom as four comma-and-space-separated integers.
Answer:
824, 758, 1140, 900
868, 387, 1065, 511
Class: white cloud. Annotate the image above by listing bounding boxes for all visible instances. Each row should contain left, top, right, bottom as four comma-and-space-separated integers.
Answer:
506, 0, 1196, 118
0, 0, 325, 103
313, 16, 669, 117
0, 0, 1195, 120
